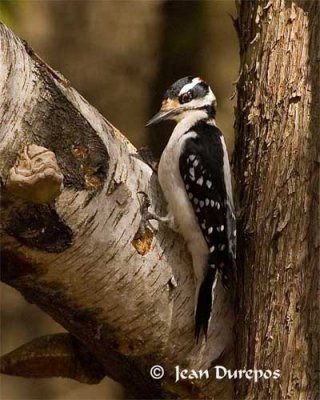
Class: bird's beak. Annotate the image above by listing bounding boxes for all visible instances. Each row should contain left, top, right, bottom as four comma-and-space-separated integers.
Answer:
146, 109, 175, 126
146, 99, 181, 127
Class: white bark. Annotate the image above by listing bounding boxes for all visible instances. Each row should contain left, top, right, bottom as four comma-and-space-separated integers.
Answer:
0, 23, 234, 399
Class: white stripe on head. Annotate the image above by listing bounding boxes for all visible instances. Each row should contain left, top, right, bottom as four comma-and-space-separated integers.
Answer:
179, 77, 202, 95
186, 89, 216, 109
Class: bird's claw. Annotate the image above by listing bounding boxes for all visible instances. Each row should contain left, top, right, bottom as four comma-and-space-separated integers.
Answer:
137, 191, 158, 234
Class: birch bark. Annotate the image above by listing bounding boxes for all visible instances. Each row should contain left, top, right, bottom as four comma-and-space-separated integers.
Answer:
0, 23, 234, 399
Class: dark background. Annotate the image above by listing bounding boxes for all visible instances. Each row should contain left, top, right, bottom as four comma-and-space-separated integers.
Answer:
0, 1, 238, 398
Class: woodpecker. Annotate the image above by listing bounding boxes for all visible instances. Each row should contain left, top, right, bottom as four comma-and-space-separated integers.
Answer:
146, 76, 236, 341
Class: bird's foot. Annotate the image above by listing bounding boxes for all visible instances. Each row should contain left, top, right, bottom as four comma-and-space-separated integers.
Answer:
137, 191, 178, 233
137, 191, 160, 234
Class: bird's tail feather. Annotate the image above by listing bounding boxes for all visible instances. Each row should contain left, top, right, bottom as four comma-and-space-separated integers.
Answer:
195, 266, 217, 342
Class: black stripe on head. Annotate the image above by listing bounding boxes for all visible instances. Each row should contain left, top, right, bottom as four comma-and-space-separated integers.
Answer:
191, 81, 209, 99
164, 76, 193, 99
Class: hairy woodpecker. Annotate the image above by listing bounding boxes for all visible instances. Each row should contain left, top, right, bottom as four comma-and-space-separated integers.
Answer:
146, 76, 236, 341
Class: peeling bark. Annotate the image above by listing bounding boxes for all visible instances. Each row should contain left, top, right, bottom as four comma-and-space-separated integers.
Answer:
0, 23, 234, 399
235, 1, 319, 399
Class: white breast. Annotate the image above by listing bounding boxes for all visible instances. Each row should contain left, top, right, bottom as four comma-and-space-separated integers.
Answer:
158, 111, 209, 282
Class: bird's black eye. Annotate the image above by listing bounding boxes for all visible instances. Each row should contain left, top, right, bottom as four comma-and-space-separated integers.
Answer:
180, 91, 193, 104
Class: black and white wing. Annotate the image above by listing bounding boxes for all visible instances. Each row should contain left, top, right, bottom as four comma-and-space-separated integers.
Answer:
179, 121, 236, 339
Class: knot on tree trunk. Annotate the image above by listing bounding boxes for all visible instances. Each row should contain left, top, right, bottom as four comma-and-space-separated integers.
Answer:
6, 144, 64, 203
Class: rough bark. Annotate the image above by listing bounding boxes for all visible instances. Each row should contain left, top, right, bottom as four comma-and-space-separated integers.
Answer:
0, 23, 234, 399
234, 1, 319, 399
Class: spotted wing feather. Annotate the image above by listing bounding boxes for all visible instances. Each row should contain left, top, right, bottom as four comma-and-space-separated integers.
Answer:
179, 123, 235, 339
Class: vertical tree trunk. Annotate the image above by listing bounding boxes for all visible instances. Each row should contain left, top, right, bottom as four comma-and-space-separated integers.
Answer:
235, 1, 319, 399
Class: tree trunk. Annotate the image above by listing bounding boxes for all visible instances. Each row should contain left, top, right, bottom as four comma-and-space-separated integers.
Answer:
1, 0, 319, 397
235, 1, 319, 399
0, 22, 234, 399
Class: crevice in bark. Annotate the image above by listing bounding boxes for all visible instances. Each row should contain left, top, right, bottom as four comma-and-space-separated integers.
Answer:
3, 202, 73, 252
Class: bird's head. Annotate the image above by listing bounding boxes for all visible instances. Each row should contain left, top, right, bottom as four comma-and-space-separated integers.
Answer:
146, 76, 217, 126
